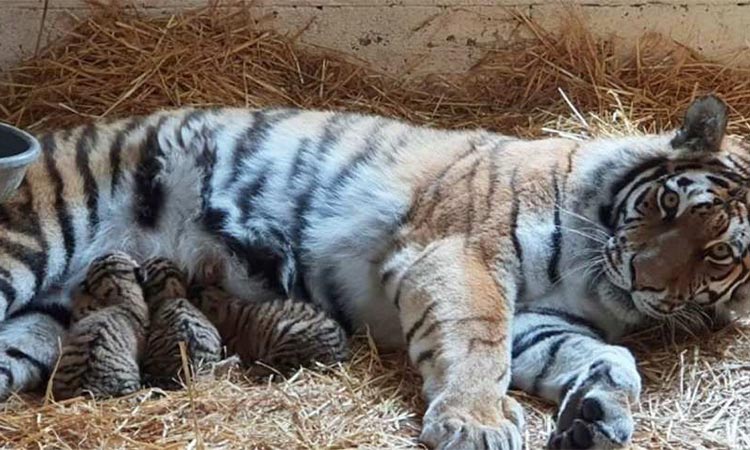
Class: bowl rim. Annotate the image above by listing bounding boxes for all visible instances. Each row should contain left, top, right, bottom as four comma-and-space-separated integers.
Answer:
0, 122, 41, 169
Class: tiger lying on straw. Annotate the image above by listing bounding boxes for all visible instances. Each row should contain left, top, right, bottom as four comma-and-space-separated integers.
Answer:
0, 94, 747, 449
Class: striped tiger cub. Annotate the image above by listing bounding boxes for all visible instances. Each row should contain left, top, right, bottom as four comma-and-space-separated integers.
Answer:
140, 257, 222, 388
51, 252, 147, 400
1, 95, 750, 448
189, 283, 349, 373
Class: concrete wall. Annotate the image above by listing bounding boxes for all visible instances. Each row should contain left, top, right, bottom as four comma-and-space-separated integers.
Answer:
2, 1, 750, 75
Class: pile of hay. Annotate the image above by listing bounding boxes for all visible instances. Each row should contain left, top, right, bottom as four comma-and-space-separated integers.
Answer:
5, 3, 750, 136
2, 4, 750, 449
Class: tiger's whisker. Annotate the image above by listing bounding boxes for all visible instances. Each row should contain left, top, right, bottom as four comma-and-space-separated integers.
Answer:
558, 226, 608, 244
555, 205, 611, 235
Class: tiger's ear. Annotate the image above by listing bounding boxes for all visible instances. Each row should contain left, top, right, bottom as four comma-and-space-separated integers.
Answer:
671, 94, 728, 153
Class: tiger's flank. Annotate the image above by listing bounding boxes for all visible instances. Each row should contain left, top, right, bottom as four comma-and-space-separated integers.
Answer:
51, 252, 148, 400
189, 284, 349, 373
141, 257, 222, 388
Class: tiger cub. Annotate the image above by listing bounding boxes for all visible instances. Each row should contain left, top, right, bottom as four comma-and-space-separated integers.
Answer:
52, 252, 148, 400
141, 257, 222, 388
189, 284, 349, 373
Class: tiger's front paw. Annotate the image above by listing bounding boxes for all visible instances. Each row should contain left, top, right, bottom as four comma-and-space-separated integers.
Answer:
548, 361, 639, 450
548, 389, 633, 449
421, 394, 525, 450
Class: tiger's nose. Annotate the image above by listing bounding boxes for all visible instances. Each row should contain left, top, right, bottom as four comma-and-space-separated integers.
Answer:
606, 237, 621, 263
663, 295, 686, 309
666, 291, 684, 301
658, 301, 681, 314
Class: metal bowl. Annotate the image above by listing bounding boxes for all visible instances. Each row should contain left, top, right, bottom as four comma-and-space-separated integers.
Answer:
0, 122, 41, 202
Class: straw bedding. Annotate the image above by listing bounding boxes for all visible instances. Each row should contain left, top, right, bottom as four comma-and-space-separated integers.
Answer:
2, 4, 750, 449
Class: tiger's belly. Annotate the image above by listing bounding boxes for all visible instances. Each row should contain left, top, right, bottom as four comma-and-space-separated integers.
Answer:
294, 181, 409, 349
197, 112, 415, 347
314, 252, 405, 349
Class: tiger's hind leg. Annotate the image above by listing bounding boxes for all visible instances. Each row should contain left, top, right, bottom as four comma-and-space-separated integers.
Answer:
511, 308, 641, 449
0, 293, 70, 400
382, 237, 523, 450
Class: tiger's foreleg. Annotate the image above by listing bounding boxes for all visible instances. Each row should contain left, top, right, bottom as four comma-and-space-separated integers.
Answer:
511, 308, 641, 449
0, 293, 70, 400
382, 237, 524, 450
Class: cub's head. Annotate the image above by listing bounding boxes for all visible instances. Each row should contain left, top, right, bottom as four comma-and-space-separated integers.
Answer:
79, 251, 144, 310
603, 95, 750, 318
187, 283, 229, 324
141, 257, 188, 306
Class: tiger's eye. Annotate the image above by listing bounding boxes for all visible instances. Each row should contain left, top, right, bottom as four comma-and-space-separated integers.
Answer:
661, 190, 679, 209
707, 243, 732, 261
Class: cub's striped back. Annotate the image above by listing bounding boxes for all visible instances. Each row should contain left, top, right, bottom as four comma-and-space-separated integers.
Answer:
141, 256, 188, 305
190, 285, 349, 373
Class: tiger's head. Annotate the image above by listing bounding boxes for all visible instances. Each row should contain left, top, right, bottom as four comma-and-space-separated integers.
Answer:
602, 95, 750, 319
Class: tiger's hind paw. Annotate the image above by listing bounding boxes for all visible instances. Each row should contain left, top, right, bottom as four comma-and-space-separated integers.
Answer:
420, 394, 525, 450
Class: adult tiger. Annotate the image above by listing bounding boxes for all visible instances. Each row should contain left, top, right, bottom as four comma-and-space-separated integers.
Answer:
0, 95, 747, 449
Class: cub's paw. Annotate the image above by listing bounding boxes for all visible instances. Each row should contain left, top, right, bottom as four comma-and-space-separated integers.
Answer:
421, 394, 525, 450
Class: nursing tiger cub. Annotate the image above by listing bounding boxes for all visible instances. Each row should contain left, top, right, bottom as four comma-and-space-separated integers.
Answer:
141, 257, 222, 388
51, 252, 147, 400
0, 94, 748, 449
189, 283, 349, 373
